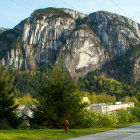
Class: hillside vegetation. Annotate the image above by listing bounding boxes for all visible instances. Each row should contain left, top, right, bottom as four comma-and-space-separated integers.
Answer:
100, 45, 140, 85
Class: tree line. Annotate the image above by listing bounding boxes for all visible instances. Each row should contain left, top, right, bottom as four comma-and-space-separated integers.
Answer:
0, 62, 140, 129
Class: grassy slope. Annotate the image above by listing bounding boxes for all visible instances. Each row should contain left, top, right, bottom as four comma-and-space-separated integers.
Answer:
0, 123, 140, 140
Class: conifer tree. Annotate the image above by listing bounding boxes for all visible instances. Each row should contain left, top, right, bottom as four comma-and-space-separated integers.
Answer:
30, 63, 88, 128
0, 70, 20, 129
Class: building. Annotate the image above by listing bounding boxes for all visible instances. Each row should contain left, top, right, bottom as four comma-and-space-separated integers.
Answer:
90, 102, 134, 113
17, 105, 34, 118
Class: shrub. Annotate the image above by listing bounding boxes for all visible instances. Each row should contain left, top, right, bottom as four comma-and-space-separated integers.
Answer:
98, 113, 117, 127
33, 8, 73, 20
82, 110, 99, 128
117, 109, 131, 124
82, 110, 119, 128
0, 119, 11, 130
131, 107, 140, 120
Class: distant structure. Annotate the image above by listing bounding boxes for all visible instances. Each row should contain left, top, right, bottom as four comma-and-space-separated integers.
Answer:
17, 105, 34, 127
83, 97, 90, 103
90, 102, 134, 113
17, 105, 33, 118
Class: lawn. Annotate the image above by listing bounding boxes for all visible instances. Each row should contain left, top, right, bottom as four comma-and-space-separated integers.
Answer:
0, 123, 139, 140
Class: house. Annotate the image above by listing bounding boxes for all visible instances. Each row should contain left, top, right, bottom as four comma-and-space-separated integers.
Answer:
17, 105, 34, 118
90, 102, 134, 113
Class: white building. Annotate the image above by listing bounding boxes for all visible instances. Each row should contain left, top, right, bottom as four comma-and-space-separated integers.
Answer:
90, 102, 134, 113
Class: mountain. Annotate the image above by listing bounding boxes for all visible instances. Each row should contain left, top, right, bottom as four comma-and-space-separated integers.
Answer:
0, 27, 8, 34
0, 8, 139, 84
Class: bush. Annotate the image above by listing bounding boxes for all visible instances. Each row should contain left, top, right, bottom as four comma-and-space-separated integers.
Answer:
131, 107, 140, 120
82, 111, 99, 128
129, 115, 138, 123
73, 109, 138, 128
81, 111, 118, 128
33, 8, 73, 20
98, 113, 117, 127
0, 119, 11, 130
117, 109, 131, 124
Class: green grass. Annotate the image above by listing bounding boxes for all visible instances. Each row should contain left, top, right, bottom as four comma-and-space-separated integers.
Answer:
0, 128, 113, 140
0, 123, 140, 140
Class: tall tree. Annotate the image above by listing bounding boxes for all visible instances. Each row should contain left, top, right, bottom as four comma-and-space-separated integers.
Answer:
30, 63, 88, 128
0, 70, 20, 129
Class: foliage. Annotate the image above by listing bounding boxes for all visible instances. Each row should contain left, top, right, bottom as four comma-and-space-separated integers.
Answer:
120, 96, 140, 107
0, 65, 50, 97
0, 126, 133, 140
91, 92, 116, 103
82, 110, 117, 127
0, 64, 139, 129
101, 45, 140, 86
0, 28, 8, 34
80, 109, 138, 127
112, 18, 138, 38
0, 29, 17, 41
29, 63, 88, 128
0, 70, 22, 129
98, 113, 117, 127
79, 75, 138, 99
15, 93, 37, 105
81, 91, 116, 103
74, 25, 91, 31
11, 37, 23, 50
33, 8, 73, 20
134, 81, 140, 91
131, 107, 140, 120
117, 109, 132, 124
75, 68, 82, 73
84, 111, 98, 128
0, 29, 19, 58
13, 70, 47, 97
0, 64, 138, 104
79, 45, 140, 101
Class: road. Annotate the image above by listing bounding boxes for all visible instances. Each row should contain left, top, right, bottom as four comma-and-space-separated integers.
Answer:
67, 124, 140, 140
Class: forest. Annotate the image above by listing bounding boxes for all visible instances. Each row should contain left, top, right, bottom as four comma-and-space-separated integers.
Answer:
0, 61, 139, 105
0, 62, 140, 129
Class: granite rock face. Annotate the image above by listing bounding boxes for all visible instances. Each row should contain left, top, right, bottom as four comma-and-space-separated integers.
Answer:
85, 11, 140, 56
60, 25, 108, 78
134, 57, 140, 82
0, 8, 140, 79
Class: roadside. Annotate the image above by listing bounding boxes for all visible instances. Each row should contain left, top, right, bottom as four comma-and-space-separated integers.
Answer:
0, 123, 140, 140
66, 124, 140, 140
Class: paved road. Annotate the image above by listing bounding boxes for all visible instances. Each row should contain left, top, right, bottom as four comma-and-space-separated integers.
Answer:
67, 124, 140, 140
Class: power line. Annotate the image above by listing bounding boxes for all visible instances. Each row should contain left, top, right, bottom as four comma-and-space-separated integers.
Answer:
109, 0, 132, 19
8, 0, 33, 12
108, 0, 140, 70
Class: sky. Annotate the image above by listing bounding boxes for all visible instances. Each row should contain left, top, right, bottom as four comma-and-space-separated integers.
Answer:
1, 0, 140, 29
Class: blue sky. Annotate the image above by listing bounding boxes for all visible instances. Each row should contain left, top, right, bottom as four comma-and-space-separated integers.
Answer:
1, 0, 140, 28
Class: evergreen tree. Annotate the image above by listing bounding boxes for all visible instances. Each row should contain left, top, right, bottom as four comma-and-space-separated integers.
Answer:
79, 75, 139, 99
29, 63, 88, 128
0, 70, 20, 129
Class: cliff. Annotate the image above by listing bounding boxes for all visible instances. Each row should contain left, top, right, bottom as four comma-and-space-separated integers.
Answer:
0, 8, 139, 82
